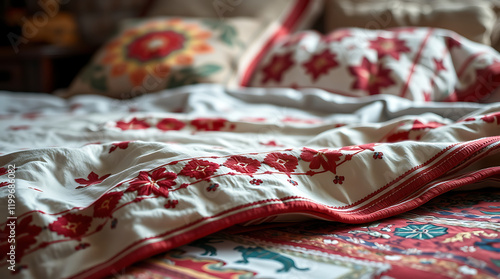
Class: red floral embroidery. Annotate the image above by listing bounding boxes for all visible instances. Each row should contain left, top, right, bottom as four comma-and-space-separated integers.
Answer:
0, 216, 42, 262
324, 29, 351, 42
179, 159, 219, 179
191, 118, 230, 131
433, 58, 446, 72
373, 152, 384, 159
302, 49, 339, 81
126, 168, 177, 198
157, 118, 186, 131
300, 147, 343, 174
206, 183, 219, 192
333, 175, 345, 184
48, 214, 92, 238
109, 141, 131, 153
264, 153, 298, 174
93, 192, 124, 218
481, 112, 500, 125
261, 52, 295, 84
349, 57, 396, 95
75, 172, 111, 189
116, 117, 150, 130
369, 37, 410, 60
223, 156, 261, 174
340, 143, 376, 152
164, 199, 179, 209
250, 179, 263, 185
128, 31, 185, 62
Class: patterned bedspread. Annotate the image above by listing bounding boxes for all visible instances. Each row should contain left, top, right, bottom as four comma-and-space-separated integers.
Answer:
0, 85, 499, 279
117, 189, 500, 279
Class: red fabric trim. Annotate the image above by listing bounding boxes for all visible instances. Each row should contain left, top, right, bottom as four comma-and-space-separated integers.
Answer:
69, 136, 500, 279
238, 0, 311, 86
399, 28, 434, 98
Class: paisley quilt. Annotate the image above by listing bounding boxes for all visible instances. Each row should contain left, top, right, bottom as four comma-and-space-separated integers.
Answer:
115, 189, 500, 278
0, 85, 499, 278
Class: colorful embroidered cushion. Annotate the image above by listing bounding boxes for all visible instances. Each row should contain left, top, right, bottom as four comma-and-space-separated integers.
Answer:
66, 17, 263, 98
247, 27, 500, 102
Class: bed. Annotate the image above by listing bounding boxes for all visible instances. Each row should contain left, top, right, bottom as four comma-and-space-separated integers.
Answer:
1, 1, 499, 278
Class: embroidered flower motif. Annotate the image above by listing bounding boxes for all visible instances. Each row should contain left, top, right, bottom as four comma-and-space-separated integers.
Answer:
164, 199, 179, 209
433, 58, 446, 72
126, 168, 177, 198
157, 118, 186, 131
395, 224, 448, 240
48, 213, 93, 238
191, 118, 230, 131
300, 147, 343, 174
206, 183, 219, 192
263, 153, 298, 175
109, 141, 131, 153
369, 37, 410, 60
349, 57, 396, 95
0, 216, 42, 262
75, 172, 111, 189
179, 159, 219, 179
340, 143, 376, 152
302, 49, 339, 81
223, 155, 261, 174
93, 192, 124, 218
249, 179, 263, 185
333, 175, 344, 184
261, 52, 295, 84
324, 29, 351, 42
116, 117, 150, 130
373, 152, 384, 159
101, 19, 213, 86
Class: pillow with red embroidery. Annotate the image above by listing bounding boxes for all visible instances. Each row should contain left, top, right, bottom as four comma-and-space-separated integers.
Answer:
247, 27, 500, 102
66, 0, 324, 99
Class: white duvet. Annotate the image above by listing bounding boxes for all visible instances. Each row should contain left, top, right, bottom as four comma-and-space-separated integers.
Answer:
0, 84, 499, 278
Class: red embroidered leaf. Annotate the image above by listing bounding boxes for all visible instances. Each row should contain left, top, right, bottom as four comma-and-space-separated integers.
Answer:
93, 191, 124, 218
116, 117, 150, 130
75, 172, 111, 189
481, 112, 500, 125
157, 118, 186, 131
223, 156, 261, 174
300, 147, 342, 174
179, 159, 219, 179
264, 153, 298, 174
48, 214, 92, 238
109, 141, 131, 153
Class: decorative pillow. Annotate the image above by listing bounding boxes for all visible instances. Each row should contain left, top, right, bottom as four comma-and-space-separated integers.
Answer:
66, 0, 324, 98
248, 27, 500, 102
324, 0, 496, 46
66, 17, 262, 99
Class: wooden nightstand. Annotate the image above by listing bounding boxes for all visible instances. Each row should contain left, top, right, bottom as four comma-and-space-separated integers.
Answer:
0, 44, 95, 93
